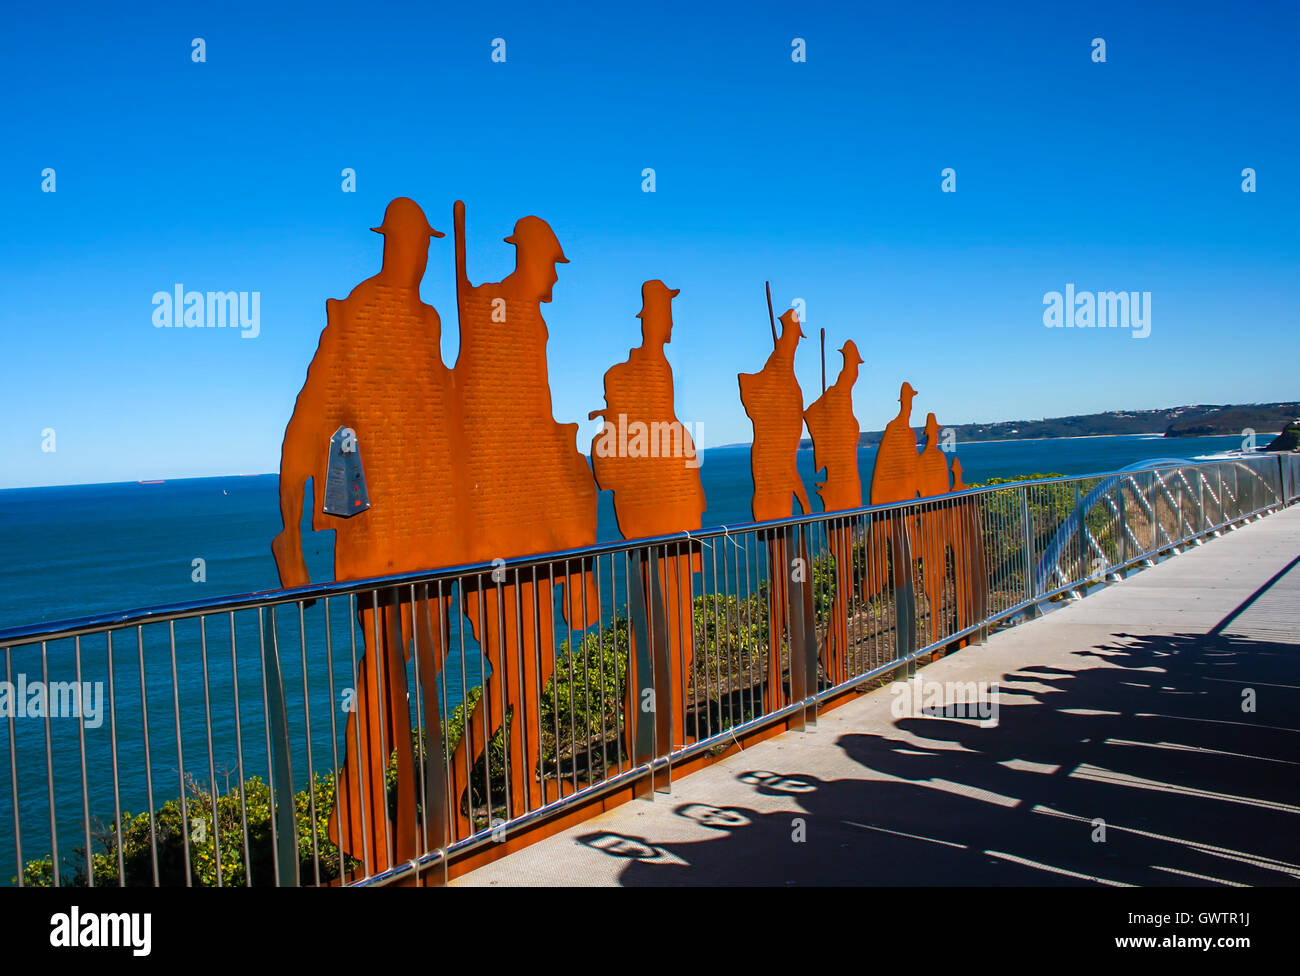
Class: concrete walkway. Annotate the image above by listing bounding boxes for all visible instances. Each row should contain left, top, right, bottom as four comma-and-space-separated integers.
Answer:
455, 507, 1300, 886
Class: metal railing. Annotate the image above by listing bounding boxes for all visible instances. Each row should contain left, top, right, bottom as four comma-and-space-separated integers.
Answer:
2, 452, 1296, 886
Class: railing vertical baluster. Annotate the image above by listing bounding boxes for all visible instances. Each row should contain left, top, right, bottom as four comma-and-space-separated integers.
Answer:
322, 599, 343, 882
594, 558, 609, 785
452, 582, 469, 835
495, 568, 511, 824
579, 560, 594, 796
198, 618, 222, 888
407, 583, 430, 869
546, 562, 562, 806
41, 641, 59, 887
1198, 471, 1206, 535
348, 592, 372, 877
105, 631, 125, 886
531, 567, 547, 807
711, 537, 729, 737
616, 553, 629, 776
296, 602, 319, 887
1020, 489, 1034, 613
556, 561, 573, 800
722, 535, 738, 726
136, 626, 158, 885
166, 621, 192, 886
7, 646, 22, 886
436, 579, 454, 881
74, 636, 92, 887
229, 611, 250, 886
369, 591, 393, 867
1119, 478, 1129, 567
512, 571, 529, 820
684, 541, 697, 743
741, 532, 758, 724
259, 606, 297, 886
695, 542, 711, 741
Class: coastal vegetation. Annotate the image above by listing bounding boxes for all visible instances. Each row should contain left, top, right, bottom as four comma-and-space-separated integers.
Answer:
1265, 421, 1300, 452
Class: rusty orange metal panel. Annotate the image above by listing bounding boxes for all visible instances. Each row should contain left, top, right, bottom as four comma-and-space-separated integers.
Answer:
273, 197, 606, 865
272, 197, 464, 873
590, 280, 705, 748
272, 197, 1001, 873
738, 306, 810, 710
447, 199, 601, 833
863, 382, 922, 605
803, 340, 863, 685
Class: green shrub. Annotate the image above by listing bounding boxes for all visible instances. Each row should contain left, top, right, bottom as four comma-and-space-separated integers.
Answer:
18, 772, 353, 887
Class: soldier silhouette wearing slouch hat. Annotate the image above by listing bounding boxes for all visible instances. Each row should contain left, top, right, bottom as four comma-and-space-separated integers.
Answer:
448, 201, 601, 822
273, 197, 462, 873
591, 280, 706, 749
864, 381, 922, 606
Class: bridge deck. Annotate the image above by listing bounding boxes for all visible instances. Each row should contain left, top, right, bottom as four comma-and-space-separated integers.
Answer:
455, 505, 1300, 886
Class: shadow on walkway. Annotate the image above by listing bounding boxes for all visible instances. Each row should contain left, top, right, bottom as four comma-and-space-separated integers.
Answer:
574, 626, 1300, 885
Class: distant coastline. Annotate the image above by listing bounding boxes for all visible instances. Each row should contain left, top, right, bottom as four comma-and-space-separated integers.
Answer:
788, 401, 1300, 450
722, 431, 1259, 451
925, 431, 1161, 446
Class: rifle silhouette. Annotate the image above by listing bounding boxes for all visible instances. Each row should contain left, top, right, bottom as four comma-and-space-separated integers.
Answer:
820, 327, 826, 394
453, 199, 470, 308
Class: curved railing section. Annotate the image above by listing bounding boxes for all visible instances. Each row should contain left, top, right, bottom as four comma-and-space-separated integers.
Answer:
1031, 457, 1287, 596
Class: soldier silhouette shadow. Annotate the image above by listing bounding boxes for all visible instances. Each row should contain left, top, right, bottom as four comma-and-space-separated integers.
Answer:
575, 629, 1300, 886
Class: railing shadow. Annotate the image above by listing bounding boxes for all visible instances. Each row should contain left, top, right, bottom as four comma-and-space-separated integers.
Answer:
573, 629, 1300, 885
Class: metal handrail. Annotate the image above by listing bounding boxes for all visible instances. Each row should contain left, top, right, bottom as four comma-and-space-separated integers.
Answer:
2, 451, 1296, 888
0, 454, 1263, 647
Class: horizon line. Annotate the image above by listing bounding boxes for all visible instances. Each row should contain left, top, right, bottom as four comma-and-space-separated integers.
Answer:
2, 429, 1271, 493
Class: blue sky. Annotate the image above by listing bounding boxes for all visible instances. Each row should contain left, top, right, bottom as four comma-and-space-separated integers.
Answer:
1, 0, 1296, 489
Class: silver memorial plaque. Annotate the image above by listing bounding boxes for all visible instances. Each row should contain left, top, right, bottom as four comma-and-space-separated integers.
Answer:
322, 425, 371, 517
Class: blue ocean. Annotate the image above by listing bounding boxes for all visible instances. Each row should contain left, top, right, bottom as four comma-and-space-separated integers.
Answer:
0, 433, 1250, 880
0, 433, 1248, 628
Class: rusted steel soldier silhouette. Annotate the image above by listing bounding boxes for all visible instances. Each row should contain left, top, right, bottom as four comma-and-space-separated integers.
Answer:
951, 458, 967, 490
738, 308, 810, 711
272, 197, 461, 874
916, 412, 954, 654
449, 200, 601, 826
865, 381, 922, 601
803, 340, 863, 685
871, 382, 921, 504
590, 280, 706, 749
917, 414, 951, 496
